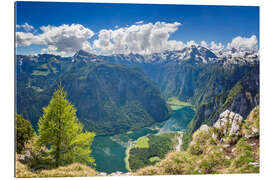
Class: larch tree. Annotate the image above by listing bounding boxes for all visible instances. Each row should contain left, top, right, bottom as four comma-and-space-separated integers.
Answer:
36, 84, 95, 167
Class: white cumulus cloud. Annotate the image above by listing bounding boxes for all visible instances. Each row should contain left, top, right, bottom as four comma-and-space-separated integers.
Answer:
16, 22, 34, 32
16, 24, 94, 56
166, 40, 186, 51
226, 35, 258, 52
16, 32, 44, 46
135, 21, 144, 25
93, 21, 182, 55
93, 29, 114, 54
16, 22, 259, 56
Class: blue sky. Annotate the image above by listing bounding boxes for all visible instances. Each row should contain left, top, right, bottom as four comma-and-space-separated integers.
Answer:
16, 2, 259, 56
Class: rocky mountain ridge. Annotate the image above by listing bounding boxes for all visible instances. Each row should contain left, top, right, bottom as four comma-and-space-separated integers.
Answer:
17, 45, 259, 66
16, 46, 259, 137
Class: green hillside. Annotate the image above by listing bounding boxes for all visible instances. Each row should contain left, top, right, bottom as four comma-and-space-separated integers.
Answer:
135, 107, 260, 175
16, 56, 171, 135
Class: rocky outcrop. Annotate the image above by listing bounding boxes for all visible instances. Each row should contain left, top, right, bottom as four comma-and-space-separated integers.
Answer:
213, 109, 243, 137
211, 107, 259, 145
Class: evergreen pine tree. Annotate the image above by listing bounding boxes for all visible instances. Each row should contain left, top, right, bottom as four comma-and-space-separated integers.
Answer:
36, 84, 95, 167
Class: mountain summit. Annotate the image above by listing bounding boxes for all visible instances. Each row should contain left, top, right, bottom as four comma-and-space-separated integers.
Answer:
72, 50, 101, 62
69, 46, 259, 65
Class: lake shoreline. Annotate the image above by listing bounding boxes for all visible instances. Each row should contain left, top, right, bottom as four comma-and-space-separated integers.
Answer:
91, 100, 195, 173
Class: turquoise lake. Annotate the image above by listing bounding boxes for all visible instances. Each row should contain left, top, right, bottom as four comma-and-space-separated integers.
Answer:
91, 106, 195, 173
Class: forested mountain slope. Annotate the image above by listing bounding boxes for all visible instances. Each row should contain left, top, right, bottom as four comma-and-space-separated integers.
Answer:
16, 46, 259, 137
16, 54, 171, 135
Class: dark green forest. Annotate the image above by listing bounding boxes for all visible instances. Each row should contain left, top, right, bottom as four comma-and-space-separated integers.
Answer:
128, 133, 178, 171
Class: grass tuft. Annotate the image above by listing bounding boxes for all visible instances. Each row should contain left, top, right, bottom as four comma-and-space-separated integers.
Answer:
16, 155, 97, 178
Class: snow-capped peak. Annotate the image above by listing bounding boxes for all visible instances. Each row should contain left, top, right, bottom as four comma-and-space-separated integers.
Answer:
18, 47, 259, 66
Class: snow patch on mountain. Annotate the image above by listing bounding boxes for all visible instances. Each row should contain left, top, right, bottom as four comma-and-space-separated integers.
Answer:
17, 45, 259, 66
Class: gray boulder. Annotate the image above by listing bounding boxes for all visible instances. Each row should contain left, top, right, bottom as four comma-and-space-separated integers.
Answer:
214, 109, 243, 137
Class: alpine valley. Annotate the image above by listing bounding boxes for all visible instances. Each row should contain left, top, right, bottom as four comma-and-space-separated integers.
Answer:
16, 45, 259, 174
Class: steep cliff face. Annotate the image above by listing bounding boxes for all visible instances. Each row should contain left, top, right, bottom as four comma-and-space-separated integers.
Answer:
224, 67, 259, 119
188, 65, 259, 133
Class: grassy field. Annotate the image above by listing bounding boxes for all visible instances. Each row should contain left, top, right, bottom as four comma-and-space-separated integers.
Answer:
134, 136, 149, 148
166, 97, 192, 110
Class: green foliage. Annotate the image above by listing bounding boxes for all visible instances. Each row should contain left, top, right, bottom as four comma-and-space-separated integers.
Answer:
234, 138, 253, 166
242, 107, 260, 138
16, 114, 35, 153
222, 82, 243, 110
198, 146, 230, 174
149, 156, 161, 163
134, 136, 149, 148
35, 84, 96, 167
253, 108, 260, 130
137, 137, 228, 175
229, 137, 259, 173
188, 130, 212, 155
128, 133, 177, 171
135, 151, 199, 175
181, 132, 193, 151
16, 155, 97, 178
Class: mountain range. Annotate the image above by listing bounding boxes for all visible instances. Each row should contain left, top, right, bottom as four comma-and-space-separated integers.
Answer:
16, 45, 259, 137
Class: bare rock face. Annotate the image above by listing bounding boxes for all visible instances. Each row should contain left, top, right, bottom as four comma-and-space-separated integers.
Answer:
213, 109, 243, 137
214, 110, 230, 129
229, 113, 243, 136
